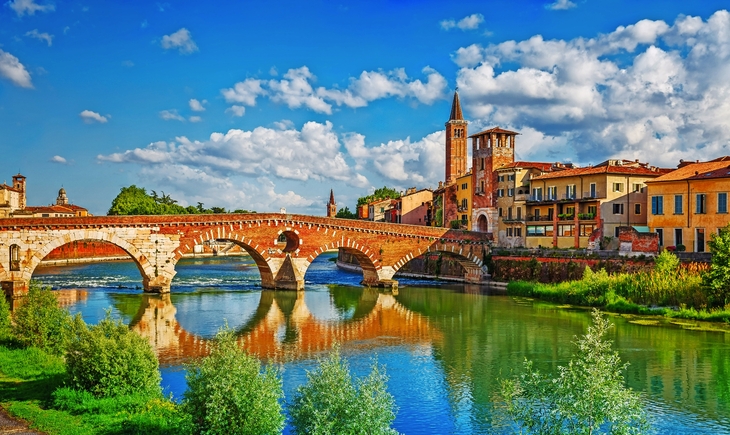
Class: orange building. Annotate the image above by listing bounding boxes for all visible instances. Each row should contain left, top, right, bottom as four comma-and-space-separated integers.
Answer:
645, 157, 730, 252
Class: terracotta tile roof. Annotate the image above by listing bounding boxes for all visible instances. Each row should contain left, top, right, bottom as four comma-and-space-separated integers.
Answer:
469, 126, 519, 137
532, 164, 669, 181
497, 161, 554, 172
647, 157, 730, 182
449, 91, 464, 121
24, 205, 77, 214
0, 183, 22, 193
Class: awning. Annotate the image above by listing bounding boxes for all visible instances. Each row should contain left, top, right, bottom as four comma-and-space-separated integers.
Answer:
632, 225, 651, 233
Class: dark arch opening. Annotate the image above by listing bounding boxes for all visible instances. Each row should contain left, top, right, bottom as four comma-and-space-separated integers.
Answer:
395, 251, 466, 281
477, 215, 488, 232
276, 231, 300, 253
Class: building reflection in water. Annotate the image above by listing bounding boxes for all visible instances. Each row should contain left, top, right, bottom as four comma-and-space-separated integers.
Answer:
129, 287, 443, 365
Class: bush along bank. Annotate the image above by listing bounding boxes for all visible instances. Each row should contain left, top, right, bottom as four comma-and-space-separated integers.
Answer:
507, 250, 730, 323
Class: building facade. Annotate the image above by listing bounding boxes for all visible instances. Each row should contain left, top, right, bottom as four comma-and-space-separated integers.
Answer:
525, 159, 668, 249
398, 188, 433, 225
646, 157, 730, 252
0, 174, 25, 218
455, 172, 472, 229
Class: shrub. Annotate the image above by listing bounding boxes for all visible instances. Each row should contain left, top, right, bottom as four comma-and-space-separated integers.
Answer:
498, 309, 649, 434
12, 282, 74, 355
290, 346, 398, 435
703, 224, 730, 308
0, 293, 11, 341
183, 326, 284, 435
65, 312, 161, 398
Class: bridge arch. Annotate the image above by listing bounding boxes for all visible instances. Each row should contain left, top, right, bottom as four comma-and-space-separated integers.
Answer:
308, 237, 382, 286
26, 230, 157, 286
391, 242, 485, 284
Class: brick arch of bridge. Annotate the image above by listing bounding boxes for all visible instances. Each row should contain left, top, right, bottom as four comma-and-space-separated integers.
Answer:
307, 238, 381, 286
389, 240, 486, 283
25, 231, 155, 286
171, 226, 277, 288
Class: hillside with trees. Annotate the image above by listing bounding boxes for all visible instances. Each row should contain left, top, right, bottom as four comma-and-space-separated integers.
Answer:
107, 186, 255, 215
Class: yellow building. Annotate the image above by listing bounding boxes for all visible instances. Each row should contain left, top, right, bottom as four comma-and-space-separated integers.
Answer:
645, 157, 730, 252
455, 172, 472, 229
495, 162, 553, 247
398, 188, 433, 225
0, 174, 26, 218
526, 159, 669, 249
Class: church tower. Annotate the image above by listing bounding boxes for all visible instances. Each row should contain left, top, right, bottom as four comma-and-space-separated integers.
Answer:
327, 189, 337, 218
12, 174, 26, 209
445, 91, 468, 185
56, 187, 69, 205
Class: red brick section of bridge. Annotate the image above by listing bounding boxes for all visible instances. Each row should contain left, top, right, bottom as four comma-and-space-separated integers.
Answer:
0, 213, 490, 295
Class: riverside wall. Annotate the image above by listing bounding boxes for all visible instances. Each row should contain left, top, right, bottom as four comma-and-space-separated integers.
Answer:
337, 248, 469, 282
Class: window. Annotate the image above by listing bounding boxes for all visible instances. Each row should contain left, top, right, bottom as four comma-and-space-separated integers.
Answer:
461, 198, 468, 209
613, 182, 624, 192
674, 195, 683, 214
9, 244, 20, 271
498, 207, 503, 217
614, 227, 621, 237
588, 205, 597, 215
589, 183, 597, 198
532, 187, 543, 201
565, 206, 575, 216
651, 196, 664, 215
508, 188, 514, 197
508, 174, 515, 181
515, 228, 522, 237
508, 208, 513, 220
674, 228, 683, 247
580, 224, 596, 236
558, 225, 574, 236
613, 203, 624, 214
634, 203, 641, 215
480, 180, 485, 193
547, 186, 557, 200
696, 228, 705, 252
566, 184, 576, 199
656, 228, 664, 246
719, 193, 728, 213
534, 209, 541, 219
461, 214, 468, 224
517, 207, 522, 219
497, 189, 505, 197
696, 194, 706, 214
461, 183, 468, 190
632, 183, 642, 192
498, 175, 505, 182
507, 227, 513, 237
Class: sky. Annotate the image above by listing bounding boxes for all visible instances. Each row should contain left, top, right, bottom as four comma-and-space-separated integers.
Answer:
2, 0, 730, 216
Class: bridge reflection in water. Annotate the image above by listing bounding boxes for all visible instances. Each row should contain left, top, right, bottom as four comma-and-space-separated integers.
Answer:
127, 288, 443, 364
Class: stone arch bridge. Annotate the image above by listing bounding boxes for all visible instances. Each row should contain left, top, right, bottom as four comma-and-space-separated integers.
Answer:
0, 213, 490, 296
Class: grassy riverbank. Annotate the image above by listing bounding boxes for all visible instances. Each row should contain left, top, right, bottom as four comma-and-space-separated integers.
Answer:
506, 255, 730, 323
0, 345, 189, 435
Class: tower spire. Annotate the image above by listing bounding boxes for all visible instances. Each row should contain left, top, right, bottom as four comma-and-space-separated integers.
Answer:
449, 90, 463, 121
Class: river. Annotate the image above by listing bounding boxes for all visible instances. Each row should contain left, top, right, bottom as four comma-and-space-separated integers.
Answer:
34, 252, 730, 434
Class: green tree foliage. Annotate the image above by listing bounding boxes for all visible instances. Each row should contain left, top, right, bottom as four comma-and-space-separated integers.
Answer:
12, 283, 74, 355
65, 312, 161, 398
108, 185, 189, 215
357, 186, 401, 207
290, 346, 398, 435
498, 309, 649, 435
704, 224, 730, 308
0, 293, 11, 341
654, 250, 680, 276
183, 326, 284, 435
336, 206, 357, 219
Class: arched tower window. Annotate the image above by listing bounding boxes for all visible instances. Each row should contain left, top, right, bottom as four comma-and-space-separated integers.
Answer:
9, 244, 20, 271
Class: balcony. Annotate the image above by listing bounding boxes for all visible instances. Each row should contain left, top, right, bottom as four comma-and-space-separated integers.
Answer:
526, 215, 554, 222
526, 191, 605, 203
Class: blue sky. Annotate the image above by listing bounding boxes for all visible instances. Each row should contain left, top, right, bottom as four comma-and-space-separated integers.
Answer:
2, 0, 730, 216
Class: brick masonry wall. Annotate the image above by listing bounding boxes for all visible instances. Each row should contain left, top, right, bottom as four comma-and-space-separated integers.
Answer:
491, 255, 656, 283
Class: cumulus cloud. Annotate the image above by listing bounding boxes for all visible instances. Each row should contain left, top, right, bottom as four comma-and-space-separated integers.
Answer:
79, 110, 108, 123
0, 50, 33, 88
50, 155, 67, 164
189, 115, 202, 122
545, 0, 576, 10
161, 28, 198, 54
226, 105, 245, 117
222, 66, 447, 115
441, 13, 484, 31
97, 121, 369, 187
25, 29, 54, 46
159, 109, 185, 121
6, 0, 54, 16
189, 98, 206, 111
453, 10, 730, 167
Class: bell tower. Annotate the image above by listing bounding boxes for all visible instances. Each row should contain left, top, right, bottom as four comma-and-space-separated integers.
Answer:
327, 189, 337, 218
445, 91, 468, 185
12, 174, 26, 209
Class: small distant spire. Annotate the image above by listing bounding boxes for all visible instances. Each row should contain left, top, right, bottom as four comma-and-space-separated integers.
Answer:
329, 189, 335, 204
449, 90, 463, 121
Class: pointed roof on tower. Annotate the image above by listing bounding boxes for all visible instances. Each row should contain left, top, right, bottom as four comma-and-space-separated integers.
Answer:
329, 189, 335, 204
449, 91, 463, 121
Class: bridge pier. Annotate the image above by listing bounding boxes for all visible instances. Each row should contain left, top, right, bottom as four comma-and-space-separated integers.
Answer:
268, 255, 307, 291
360, 266, 398, 290
1, 280, 28, 298
142, 274, 174, 293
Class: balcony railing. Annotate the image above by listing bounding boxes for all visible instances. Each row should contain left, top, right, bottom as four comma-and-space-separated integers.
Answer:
526, 191, 605, 202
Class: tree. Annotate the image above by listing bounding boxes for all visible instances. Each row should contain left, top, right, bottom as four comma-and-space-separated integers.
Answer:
290, 346, 398, 435
65, 312, 161, 398
498, 309, 649, 435
0, 292, 11, 341
357, 186, 401, 207
183, 326, 284, 435
12, 282, 74, 355
108, 185, 191, 215
336, 206, 357, 219
703, 223, 730, 307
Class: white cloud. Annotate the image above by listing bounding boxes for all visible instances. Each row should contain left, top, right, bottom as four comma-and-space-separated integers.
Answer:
189, 98, 206, 111
189, 115, 202, 122
441, 13, 484, 31
50, 155, 67, 164
225, 105, 246, 117
159, 109, 185, 121
97, 121, 369, 187
222, 66, 448, 114
454, 10, 730, 167
545, 0, 576, 10
6, 0, 54, 17
0, 50, 33, 88
25, 29, 54, 46
161, 28, 198, 54
79, 110, 108, 123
